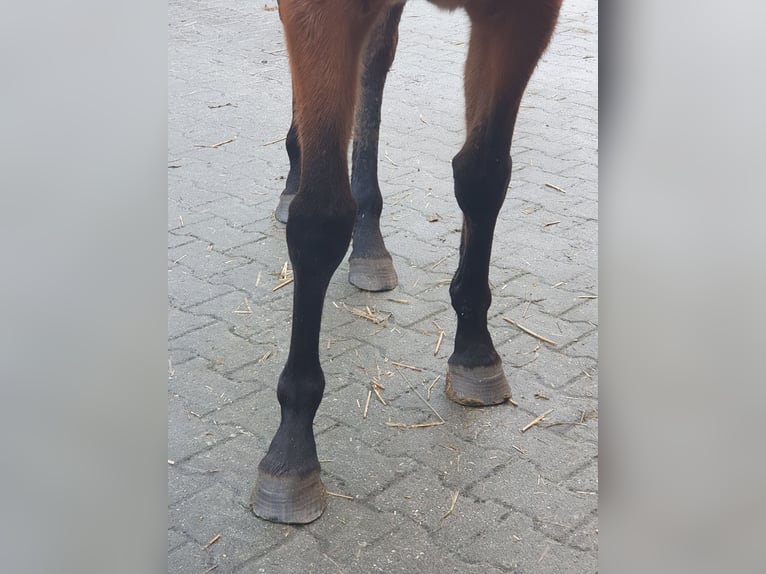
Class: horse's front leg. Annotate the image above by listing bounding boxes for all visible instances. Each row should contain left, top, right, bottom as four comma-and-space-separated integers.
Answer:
445, 1, 561, 406
251, 0, 388, 525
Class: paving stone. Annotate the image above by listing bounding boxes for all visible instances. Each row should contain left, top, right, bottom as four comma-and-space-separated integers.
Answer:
455, 509, 598, 573
169, 237, 251, 280
168, 266, 234, 309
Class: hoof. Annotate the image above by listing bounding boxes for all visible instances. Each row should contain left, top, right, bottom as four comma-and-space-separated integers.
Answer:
251, 468, 327, 524
445, 362, 511, 407
348, 256, 398, 292
275, 193, 295, 224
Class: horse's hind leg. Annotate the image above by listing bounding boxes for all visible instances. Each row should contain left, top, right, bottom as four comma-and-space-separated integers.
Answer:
277, 4, 404, 291
445, 0, 561, 406
251, 0, 387, 524
348, 3, 405, 291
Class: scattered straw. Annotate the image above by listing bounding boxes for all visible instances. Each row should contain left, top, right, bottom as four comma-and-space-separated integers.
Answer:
430, 255, 449, 270
363, 390, 372, 419
203, 534, 221, 549
441, 490, 460, 521
512, 445, 527, 455
397, 371, 445, 423
202, 566, 219, 574
432, 320, 446, 356
544, 221, 561, 227
541, 421, 587, 428
434, 330, 445, 356
577, 295, 598, 299
503, 317, 558, 346
534, 392, 551, 400
232, 298, 253, 314
426, 375, 440, 401
385, 421, 445, 429
390, 191, 411, 205
390, 361, 422, 372
272, 278, 293, 291
326, 491, 354, 500
258, 350, 272, 365
371, 384, 386, 406
345, 304, 391, 325
521, 409, 554, 433
272, 261, 294, 291
544, 182, 566, 193
195, 137, 236, 149
387, 298, 409, 304
261, 136, 286, 146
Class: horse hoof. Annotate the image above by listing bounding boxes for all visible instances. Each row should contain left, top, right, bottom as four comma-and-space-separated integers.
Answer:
445, 362, 511, 406
251, 468, 327, 524
348, 256, 398, 292
275, 193, 295, 224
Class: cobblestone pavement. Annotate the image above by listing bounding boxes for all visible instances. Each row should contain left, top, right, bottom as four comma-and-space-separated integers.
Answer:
168, 0, 598, 571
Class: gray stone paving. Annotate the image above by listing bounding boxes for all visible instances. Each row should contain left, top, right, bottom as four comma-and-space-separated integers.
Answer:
168, 0, 598, 571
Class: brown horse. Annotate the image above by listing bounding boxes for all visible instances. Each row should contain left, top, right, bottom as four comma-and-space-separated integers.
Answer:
253, 0, 562, 524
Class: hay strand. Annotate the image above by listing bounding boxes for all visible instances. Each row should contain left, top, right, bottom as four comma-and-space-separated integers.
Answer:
503, 317, 558, 346
521, 409, 554, 433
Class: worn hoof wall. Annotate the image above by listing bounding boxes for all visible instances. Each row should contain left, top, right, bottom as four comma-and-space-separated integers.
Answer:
348, 257, 398, 292
275, 194, 295, 224
445, 363, 511, 407
251, 469, 327, 524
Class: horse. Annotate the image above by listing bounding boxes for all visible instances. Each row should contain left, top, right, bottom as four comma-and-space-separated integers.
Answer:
252, 0, 563, 524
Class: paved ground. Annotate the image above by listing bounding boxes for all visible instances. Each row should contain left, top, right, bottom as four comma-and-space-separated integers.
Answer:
168, 0, 598, 572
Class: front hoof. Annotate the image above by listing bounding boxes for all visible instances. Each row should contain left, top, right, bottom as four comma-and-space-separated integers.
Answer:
251, 468, 327, 524
445, 362, 511, 407
275, 193, 295, 224
348, 256, 398, 292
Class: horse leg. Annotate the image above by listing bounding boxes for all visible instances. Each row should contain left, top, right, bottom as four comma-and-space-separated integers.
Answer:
251, 0, 388, 524
274, 104, 299, 223
445, 0, 561, 406
347, 3, 404, 291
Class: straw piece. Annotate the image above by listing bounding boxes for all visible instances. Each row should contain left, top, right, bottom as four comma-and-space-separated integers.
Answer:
363, 390, 372, 419
503, 317, 558, 346
385, 421, 445, 429
390, 361, 422, 372
544, 182, 566, 193
326, 491, 354, 500
521, 409, 553, 433
203, 534, 221, 549
441, 490, 460, 521
261, 136, 286, 146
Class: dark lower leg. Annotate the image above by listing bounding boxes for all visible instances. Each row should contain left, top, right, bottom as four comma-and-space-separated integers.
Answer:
252, 160, 356, 523
348, 4, 404, 291
445, 134, 512, 406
